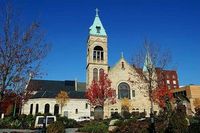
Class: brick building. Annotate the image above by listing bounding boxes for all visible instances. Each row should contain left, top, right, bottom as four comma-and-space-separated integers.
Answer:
156, 68, 179, 89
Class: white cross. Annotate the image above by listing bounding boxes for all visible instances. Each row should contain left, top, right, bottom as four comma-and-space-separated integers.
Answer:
96, 8, 99, 16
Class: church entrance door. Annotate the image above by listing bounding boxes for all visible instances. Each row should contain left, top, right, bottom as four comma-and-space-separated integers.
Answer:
94, 106, 103, 120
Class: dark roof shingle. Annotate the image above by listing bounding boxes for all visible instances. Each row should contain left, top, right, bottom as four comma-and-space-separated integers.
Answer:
27, 79, 86, 99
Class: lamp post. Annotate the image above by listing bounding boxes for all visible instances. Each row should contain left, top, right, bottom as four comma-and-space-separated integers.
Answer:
150, 112, 155, 133
149, 107, 156, 133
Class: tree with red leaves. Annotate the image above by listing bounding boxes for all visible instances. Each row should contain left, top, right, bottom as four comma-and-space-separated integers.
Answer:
86, 72, 116, 108
0, 90, 21, 116
153, 86, 174, 111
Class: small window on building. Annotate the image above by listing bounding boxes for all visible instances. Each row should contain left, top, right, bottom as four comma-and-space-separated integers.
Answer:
166, 80, 170, 84
101, 51, 104, 60
168, 85, 171, 89
54, 104, 59, 116
96, 26, 101, 33
93, 46, 104, 61
99, 69, 104, 79
93, 68, 98, 81
121, 62, 125, 69
132, 90, 135, 97
75, 109, 78, 114
172, 75, 176, 79
115, 108, 118, 112
97, 51, 100, 60
35, 104, 39, 114
93, 51, 96, 59
173, 85, 177, 89
44, 104, 50, 114
85, 103, 88, 109
173, 80, 177, 85
30, 104, 33, 115
166, 74, 170, 79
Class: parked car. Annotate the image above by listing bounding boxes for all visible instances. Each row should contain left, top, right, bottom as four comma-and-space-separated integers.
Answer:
76, 116, 90, 122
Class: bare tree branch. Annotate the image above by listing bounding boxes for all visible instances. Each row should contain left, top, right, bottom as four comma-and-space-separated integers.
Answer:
0, 2, 50, 107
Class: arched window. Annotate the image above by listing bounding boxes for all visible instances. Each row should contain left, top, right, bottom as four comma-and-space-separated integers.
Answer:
54, 104, 59, 115
75, 109, 78, 114
93, 68, 98, 81
85, 103, 88, 109
111, 108, 114, 115
44, 104, 50, 114
118, 82, 130, 99
35, 104, 39, 114
30, 104, 33, 115
99, 68, 104, 79
96, 26, 101, 33
132, 90, 135, 97
93, 46, 104, 61
121, 62, 125, 69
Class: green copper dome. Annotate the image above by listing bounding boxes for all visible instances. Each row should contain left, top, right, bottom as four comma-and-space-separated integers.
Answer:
89, 9, 107, 36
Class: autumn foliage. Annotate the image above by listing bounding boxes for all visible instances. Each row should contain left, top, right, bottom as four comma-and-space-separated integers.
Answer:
0, 91, 20, 115
152, 86, 173, 109
56, 90, 69, 113
121, 98, 132, 112
86, 72, 116, 107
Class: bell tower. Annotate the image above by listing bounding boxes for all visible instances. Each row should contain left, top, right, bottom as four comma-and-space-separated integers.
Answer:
86, 9, 108, 87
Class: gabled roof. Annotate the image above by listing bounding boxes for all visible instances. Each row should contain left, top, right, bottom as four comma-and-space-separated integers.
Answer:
109, 54, 134, 71
89, 9, 107, 36
27, 79, 86, 99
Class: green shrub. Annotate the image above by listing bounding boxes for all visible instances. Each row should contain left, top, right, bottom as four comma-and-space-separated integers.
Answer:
0, 116, 13, 128
11, 119, 22, 129
57, 117, 78, 128
102, 119, 111, 126
111, 112, 122, 119
113, 119, 149, 133
44, 112, 52, 116
166, 111, 188, 133
35, 112, 44, 116
139, 112, 146, 118
18, 114, 27, 120
47, 121, 65, 133
114, 119, 123, 126
0, 115, 35, 129
122, 111, 131, 119
131, 112, 140, 119
79, 121, 108, 133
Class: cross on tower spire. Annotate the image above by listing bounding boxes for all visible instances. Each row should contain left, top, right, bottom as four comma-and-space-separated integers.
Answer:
121, 52, 124, 58
95, 8, 99, 16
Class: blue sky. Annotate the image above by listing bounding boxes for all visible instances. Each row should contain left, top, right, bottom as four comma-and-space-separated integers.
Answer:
5, 0, 200, 85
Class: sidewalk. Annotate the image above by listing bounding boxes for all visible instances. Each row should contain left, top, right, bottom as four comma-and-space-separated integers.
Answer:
0, 129, 40, 133
0, 128, 79, 133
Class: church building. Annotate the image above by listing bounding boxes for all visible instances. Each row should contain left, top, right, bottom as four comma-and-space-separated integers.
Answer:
86, 10, 159, 118
22, 10, 180, 119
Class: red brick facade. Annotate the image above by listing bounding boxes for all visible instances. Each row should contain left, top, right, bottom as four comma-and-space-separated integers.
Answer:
156, 68, 179, 89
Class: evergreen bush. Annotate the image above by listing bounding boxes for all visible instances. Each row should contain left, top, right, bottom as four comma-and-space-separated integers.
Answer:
57, 116, 78, 128
78, 121, 108, 133
47, 121, 65, 133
